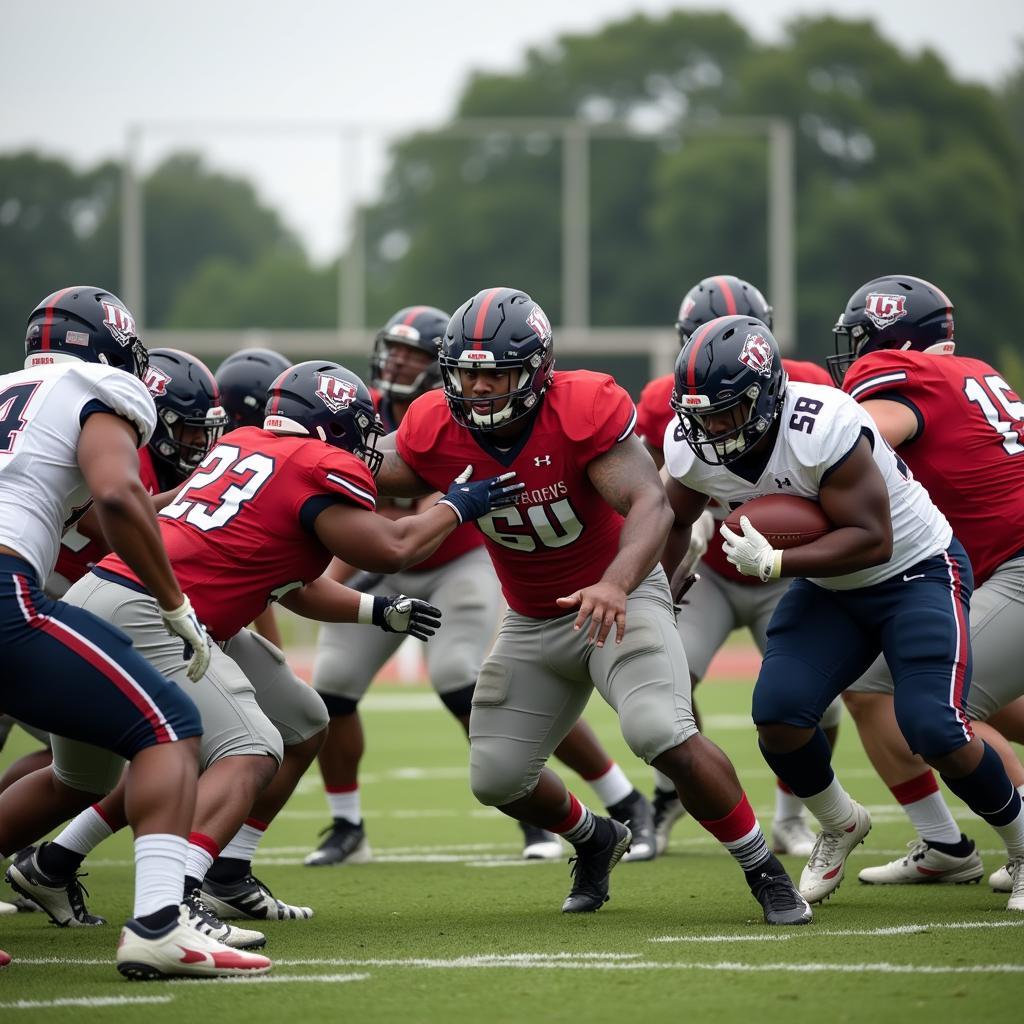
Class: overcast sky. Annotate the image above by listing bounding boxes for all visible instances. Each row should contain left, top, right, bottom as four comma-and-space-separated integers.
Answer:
3, 0, 1021, 260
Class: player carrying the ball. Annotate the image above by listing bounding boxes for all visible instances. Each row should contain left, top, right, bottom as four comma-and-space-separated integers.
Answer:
661, 314, 1024, 910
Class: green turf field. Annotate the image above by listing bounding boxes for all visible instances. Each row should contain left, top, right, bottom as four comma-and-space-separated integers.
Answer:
2, 670, 1022, 1022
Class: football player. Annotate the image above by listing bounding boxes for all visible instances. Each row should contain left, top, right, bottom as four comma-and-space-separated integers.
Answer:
307, 306, 655, 868
662, 314, 1024, 911
372, 286, 809, 924
8, 360, 518, 935
0, 285, 269, 979
636, 275, 842, 857
831, 275, 1024, 893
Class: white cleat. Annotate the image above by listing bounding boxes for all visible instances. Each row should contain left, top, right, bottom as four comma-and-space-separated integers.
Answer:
0, 900, 17, 915
652, 788, 686, 856
1008, 857, 1024, 912
520, 823, 564, 861
858, 839, 983, 885
116, 918, 271, 980
182, 890, 266, 949
799, 801, 871, 905
772, 817, 817, 857
990, 864, 1013, 892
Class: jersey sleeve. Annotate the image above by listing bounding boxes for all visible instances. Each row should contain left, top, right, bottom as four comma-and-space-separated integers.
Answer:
841, 352, 918, 404
573, 375, 637, 459
85, 368, 157, 447
635, 375, 674, 448
662, 418, 697, 483
805, 389, 871, 486
313, 449, 378, 511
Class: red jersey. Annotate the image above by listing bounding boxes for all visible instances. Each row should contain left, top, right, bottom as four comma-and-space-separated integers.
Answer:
53, 447, 163, 586
397, 371, 637, 618
844, 350, 1024, 585
372, 388, 484, 573
638, 359, 832, 587
97, 427, 377, 639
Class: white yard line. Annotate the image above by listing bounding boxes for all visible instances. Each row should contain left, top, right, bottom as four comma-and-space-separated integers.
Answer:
0, 996, 174, 1010
174, 972, 370, 986
650, 918, 1024, 943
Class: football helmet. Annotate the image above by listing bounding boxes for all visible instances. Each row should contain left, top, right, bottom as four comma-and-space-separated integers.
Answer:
145, 349, 228, 479
671, 315, 787, 466
439, 286, 554, 431
264, 360, 384, 475
829, 275, 955, 386
675, 275, 773, 346
216, 349, 292, 429
370, 306, 448, 400
25, 285, 148, 379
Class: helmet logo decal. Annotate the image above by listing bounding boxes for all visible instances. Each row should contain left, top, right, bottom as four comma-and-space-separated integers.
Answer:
315, 373, 359, 413
388, 323, 421, 342
100, 301, 137, 346
864, 292, 908, 330
678, 296, 697, 321
738, 332, 774, 377
526, 305, 552, 344
143, 366, 172, 397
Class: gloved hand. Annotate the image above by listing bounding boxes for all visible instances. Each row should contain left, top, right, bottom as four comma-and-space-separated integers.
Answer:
719, 516, 782, 582
679, 509, 715, 578
437, 465, 525, 523
372, 594, 443, 641
159, 595, 213, 682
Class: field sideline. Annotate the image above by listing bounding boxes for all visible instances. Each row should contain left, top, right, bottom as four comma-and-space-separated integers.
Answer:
1, 647, 1022, 1022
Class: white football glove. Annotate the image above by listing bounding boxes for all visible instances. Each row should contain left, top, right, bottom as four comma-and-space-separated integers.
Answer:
679, 510, 716, 578
160, 595, 213, 682
719, 515, 783, 582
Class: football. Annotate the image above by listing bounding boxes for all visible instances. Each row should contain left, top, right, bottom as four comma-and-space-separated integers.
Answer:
723, 494, 832, 549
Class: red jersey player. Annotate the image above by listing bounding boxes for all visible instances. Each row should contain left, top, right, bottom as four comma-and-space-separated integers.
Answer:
831, 275, 1024, 903
377, 285, 809, 925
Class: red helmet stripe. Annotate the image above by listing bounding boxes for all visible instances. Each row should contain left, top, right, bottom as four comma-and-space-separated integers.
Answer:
715, 276, 738, 316
400, 305, 429, 326
40, 286, 76, 351
685, 320, 719, 394
471, 288, 501, 340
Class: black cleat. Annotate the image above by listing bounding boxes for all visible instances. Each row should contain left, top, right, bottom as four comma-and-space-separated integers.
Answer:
561, 819, 632, 913
748, 857, 813, 926
303, 819, 371, 867
608, 789, 656, 862
4, 844, 105, 927
201, 873, 313, 921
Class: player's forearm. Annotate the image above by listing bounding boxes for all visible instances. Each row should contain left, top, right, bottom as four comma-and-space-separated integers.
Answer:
601, 492, 673, 593
380, 505, 460, 571
777, 526, 892, 578
280, 578, 361, 623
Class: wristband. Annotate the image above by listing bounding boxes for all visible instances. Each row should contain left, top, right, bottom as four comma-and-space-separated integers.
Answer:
358, 592, 375, 625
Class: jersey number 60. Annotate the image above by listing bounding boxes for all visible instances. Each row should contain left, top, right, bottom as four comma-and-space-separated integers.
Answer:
477, 498, 583, 552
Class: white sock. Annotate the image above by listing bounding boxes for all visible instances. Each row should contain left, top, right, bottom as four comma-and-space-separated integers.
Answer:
993, 798, 1024, 859
184, 833, 219, 885
586, 762, 633, 808
906, 794, 962, 844
802, 776, 856, 831
221, 819, 267, 864
326, 786, 361, 825
773, 780, 806, 822
133, 834, 188, 918
54, 805, 114, 857
652, 769, 675, 793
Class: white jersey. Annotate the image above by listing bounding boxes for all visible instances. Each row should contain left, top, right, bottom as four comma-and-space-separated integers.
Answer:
0, 361, 156, 581
664, 381, 952, 590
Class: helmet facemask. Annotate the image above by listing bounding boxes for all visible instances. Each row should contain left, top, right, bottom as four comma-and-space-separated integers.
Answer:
371, 337, 441, 400
154, 404, 228, 476
440, 356, 546, 432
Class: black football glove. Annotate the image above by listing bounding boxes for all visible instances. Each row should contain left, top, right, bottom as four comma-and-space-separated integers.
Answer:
437, 464, 525, 523
372, 594, 443, 641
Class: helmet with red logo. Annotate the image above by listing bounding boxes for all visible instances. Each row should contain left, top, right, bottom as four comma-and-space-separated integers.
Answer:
370, 306, 448, 400
438, 286, 554, 431
671, 315, 787, 466
25, 285, 149, 379
829, 275, 955, 385
675, 275, 773, 346
263, 360, 384, 474
145, 349, 228, 480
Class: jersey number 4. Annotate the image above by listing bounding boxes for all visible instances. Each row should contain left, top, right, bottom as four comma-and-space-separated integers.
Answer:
162, 445, 275, 531
963, 375, 1024, 456
478, 498, 583, 552
0, 382, 41, 454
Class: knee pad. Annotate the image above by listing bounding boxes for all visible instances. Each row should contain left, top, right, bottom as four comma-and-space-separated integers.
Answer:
320, 693, 359, 718
439, 682, 475, 719
469, 743, 537, 807
277, 685, 330, 746
51, 740, 125, 796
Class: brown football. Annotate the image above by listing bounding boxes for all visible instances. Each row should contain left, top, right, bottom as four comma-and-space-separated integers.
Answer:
723, 494, 832, 549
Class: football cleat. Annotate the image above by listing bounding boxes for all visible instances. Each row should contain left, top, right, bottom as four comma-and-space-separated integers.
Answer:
990, 863, 1013, 892
5, 845, 105, 927
798, 801, 871, 905
748, 857, 813, 925
201, 873, 313, 921
0, 900, 16, 915
609, 790, 657, 862
562, 819, 632, 913
116, 917, 271, 980
520, 822, 564, 861
858, 838, 983, 885
303, 819, 372, 866
772, 817, 817, 857
1008, 856, 1024, 912
182, 889, 266, 949
652, 786, 687, 855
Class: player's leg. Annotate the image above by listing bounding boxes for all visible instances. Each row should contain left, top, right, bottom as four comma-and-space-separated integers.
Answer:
0, 717, 52, 794
307, 613, 401, 865
753, 579, 878, 906
591, 567, 809, 925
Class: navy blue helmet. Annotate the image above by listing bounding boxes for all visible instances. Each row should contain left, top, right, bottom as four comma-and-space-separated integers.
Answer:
264, 360, 384, 475
671, 315, 787, 466
370, 305, 448, 400
216, 348, 293, 429
675, 275, 773, 346
439, 286, 554, 431
25, 285, 148, 379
